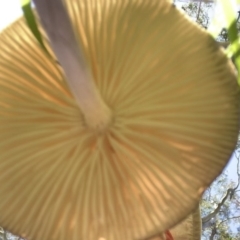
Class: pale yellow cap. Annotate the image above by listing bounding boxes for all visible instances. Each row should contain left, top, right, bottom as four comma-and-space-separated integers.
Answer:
0, 0, 239, 240
150, 207, 201, 240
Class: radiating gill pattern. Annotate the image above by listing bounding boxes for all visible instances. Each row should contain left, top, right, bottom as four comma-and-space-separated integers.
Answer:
0, 0, 239, 240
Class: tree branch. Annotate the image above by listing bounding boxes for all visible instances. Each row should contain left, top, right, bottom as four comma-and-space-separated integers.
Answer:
209, 225, 217, 240
202, 154, 240, 229
202, 189, 232, 224
217, 215, 240, 228
196, 0, 203, 22
234, 153, 240, 190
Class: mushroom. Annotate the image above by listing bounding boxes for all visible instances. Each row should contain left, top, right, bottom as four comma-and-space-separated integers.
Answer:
0, 207, 201, 240
0, 0, 239, 240
150, 207, 201, 240
169, 208, 201, 240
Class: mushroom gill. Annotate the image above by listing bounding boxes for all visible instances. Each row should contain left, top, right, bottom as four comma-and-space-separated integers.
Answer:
0, 0, 239, 240
150, 207, 201, 240
169, 208, 201, 240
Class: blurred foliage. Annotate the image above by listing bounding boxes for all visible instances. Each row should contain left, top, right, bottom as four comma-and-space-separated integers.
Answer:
200, 172, 240, 240
21, 0, 49, 55
181, 1, 213, 29
181, 1, 240, 42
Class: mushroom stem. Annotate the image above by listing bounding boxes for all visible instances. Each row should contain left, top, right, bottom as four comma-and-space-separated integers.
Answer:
33, 0, 112, 131
165, 230, 174, 240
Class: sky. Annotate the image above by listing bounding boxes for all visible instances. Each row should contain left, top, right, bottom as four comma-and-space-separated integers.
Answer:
0, 1, 239, 184
0, 0, 23, 31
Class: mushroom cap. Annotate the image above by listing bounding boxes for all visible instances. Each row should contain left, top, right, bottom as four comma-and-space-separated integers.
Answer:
170, 207, 201, 240
151, 207, 201, 240
0, 0, 239, 240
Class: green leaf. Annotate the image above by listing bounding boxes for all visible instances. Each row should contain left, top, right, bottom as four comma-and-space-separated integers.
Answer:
21, 0, 49, 54
219, 0, 240, 85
